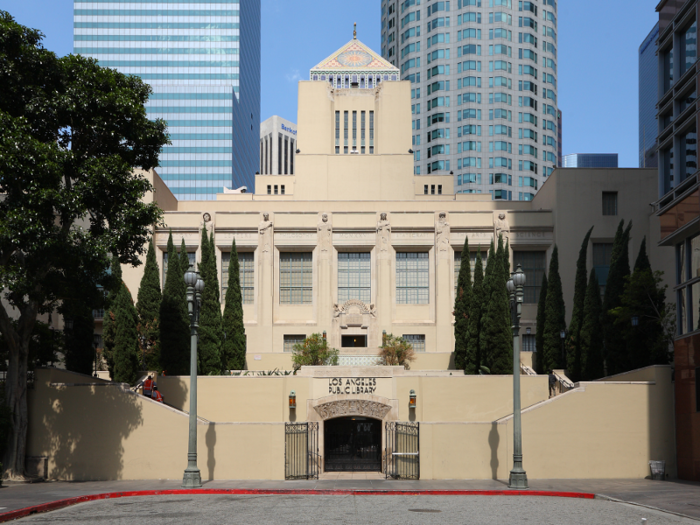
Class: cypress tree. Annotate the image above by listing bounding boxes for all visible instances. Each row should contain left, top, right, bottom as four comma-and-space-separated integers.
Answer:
180, 237, 190, 275
603, 220, 633, 376
465, 249, 484, 374
112, 285, 141, 385
197, 227, 224, 374
136, 239, 161, 370
159, 231, 191, 375
535, 273, 548, 374
222, 239, 247, 370
542, 245, 565, 373
495, 234, 513, 374
634, 236, 651, 272
480, 238, 512, 374
567, 226, 594, 382
453, 237, 472, 371
102, 255, 123, 378
581, 269, 604, 380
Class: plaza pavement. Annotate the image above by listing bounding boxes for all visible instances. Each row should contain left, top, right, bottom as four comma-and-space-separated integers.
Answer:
0, 478, 699, 522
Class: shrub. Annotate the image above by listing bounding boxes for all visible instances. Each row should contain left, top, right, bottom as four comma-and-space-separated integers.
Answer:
291, 333, 339, 371
378, 334, 416, 369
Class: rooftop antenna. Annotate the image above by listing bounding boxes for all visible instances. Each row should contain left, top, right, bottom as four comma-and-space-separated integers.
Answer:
353, 23, 357, 39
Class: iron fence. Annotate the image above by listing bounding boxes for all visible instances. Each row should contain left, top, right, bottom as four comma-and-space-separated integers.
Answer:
284, 422, 319, 480
385, 421, 420, 480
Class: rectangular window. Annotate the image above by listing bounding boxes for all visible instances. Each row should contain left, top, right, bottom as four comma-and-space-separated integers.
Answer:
335, 111, 340, 154
344, 111, 349, 154
369, 111, 375, 154
278, 133, 282, 174
162, 251, 195, 284
522, 334, 536, 352
222, 251, 254, 304
402, 334, 426, 352
338, 252, 371, 303
284, 334, 306, 353
513, 251, 545, 303
593, 242, 613, 294
284, 137, 289, 175
602, 192, 618, 216
396, 252, 429, 304
267, 185, 271, 195
280, 252, 312, 304
361, 110, 366, 154
352, 110, 357, 151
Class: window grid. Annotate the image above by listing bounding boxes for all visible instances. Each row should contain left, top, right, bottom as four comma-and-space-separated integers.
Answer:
402, 334, 426, 352
284, 334, 306, 353
522, 334, 536, 352
602, 192, 618, 216
280, 252, 313, 304
338, 253, 371, 303
162, 251, 196, 283
221, 251, 254, 304
676, 235, 700, 335
397, 252, 429, 304
513, 251, 545, 303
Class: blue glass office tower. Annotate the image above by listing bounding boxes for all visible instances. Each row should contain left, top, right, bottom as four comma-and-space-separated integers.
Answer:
562, 153, 618, 168
73, 0, 260, 200
639, 22, 660, 168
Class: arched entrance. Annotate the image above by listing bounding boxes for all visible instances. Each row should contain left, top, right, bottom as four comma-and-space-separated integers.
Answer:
324, 416, 382, 472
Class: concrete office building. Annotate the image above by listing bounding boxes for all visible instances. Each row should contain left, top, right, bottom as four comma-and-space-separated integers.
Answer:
260, 116, 297, 180
73, 0, 261, 200
380, 0, 559, 200
655, 0, 700, 482
640, 22, 660, 168
562, 153, 619, 168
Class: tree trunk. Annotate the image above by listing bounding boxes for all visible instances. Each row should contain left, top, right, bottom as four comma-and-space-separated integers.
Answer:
2, 336, 29, 480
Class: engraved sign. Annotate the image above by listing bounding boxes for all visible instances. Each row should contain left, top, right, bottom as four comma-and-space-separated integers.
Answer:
328, 377, 377, 395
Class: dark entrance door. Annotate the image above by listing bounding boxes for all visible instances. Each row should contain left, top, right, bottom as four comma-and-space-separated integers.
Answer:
324, 417, 381, 472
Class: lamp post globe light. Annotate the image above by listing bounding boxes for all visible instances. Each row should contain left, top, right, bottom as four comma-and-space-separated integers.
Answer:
182, 269, 205, 489
508, 264, 528, 489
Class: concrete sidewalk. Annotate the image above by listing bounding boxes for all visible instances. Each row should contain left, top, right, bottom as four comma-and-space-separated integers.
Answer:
1, 478, 699, 520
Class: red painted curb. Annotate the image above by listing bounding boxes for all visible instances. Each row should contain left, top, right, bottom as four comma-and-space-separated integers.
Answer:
0, 488, 596, 522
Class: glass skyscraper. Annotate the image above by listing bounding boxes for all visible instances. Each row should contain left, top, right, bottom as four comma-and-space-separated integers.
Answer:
381, 0, 559, 201
639, 22, 659, 169
73, 0, 260, 200
562, 153, 618, 168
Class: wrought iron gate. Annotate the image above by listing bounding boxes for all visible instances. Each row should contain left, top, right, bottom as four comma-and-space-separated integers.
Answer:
284, 422, 319, 480
324, 417, 382, 472
385, 422, 420, 479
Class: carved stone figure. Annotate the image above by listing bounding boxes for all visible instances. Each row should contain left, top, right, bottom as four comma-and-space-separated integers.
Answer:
376, 212, 391, 251
317, 213, 333, 252
314, 400, 391, 420
494, 212, 510, 242
201, 212, 214, 236
258, 212, 273, 253
369, 303, 377, 318
436, 212, 450, 253
333, 303, 342, 318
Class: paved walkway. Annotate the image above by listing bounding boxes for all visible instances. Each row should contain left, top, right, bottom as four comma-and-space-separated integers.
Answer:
1, 478, 699, 521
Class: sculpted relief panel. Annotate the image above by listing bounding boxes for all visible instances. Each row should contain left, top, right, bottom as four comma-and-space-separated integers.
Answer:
314, 400, 392, 420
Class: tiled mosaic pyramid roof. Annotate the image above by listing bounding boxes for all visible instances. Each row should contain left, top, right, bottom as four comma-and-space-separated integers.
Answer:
311, 38, 398, 73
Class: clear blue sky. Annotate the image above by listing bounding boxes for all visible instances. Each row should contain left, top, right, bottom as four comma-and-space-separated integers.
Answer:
1, 0, 659, 167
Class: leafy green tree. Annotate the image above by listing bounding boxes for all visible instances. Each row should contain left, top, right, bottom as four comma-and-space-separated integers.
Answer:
0, 13, 167, 478
453, 238, 472, 371
136, 240, 161, 370
179, 238, 190, 276
378, 334, 416, 369
567, 227, 593, 382
480, 238, 512, 374
112, 286, 140, 385
62, 300, 96, 376
603, 221, 633, 375
614, 239, 673, 371
102, 255, 123, 377
291, 333, 339, 371
465, 249, 484, 374
581, 269, 604, 380
222, 240, 247, 371
197, 228, 224, 374
159, 232, 191, 376
542, 245, 565, 372
535, 273, 548, 374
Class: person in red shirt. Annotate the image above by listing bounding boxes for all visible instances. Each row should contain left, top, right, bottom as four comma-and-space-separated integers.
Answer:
151, 385, 163, 403
143, 375, 154, 398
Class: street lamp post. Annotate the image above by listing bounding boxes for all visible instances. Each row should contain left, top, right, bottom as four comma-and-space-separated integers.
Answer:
559, 329, 566, 370
507, 264, 528, 489
93, 334, 101, 378
182, 269, 205, 489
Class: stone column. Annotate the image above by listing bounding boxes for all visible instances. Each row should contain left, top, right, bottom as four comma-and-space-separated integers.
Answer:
376, 212, 392, 347
258, 212, 274, 352
317, 213, 334, 346
435, 212, 453, 356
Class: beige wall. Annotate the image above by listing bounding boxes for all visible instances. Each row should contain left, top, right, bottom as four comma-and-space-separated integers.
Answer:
28, 365, 675, 481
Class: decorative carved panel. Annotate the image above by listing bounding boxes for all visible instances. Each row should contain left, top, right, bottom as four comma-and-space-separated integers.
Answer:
314, 400, 391, 420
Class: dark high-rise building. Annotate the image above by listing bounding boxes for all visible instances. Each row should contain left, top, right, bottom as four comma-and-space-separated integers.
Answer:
562, 153, 618, 168
74, 0, 261, 199
655, 0, 699, 482
640, 22, 660, 168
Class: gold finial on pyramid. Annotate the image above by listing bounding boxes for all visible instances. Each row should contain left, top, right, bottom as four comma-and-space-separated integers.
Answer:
353, 23, 357, 39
